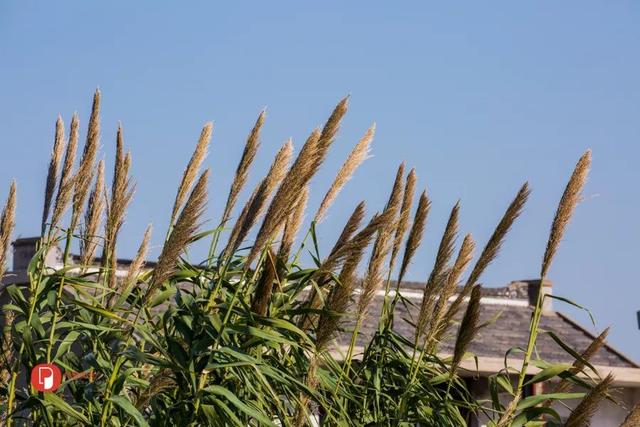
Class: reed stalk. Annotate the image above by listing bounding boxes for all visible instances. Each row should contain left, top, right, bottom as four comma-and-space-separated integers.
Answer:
514, 151, 590, 398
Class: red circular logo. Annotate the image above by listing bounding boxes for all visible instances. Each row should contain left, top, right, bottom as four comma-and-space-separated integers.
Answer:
30, 363, 62, 392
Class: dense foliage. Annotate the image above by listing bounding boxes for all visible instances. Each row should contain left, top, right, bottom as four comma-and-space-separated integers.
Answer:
0, 92, 628, 426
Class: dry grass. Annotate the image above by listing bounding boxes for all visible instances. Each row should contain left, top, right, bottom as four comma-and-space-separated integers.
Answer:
72, 89, 101, 228
222, 111, 264, 224
0, 182, 16, 278
170, 123, 212, 225
278, 186, 309, 260
124, 224, 153, 289
42, 116, 65, 233
389, 168, 416, 273
397, 189, 430, 285
224, 139, 293, 257
451, 284, 481, 373
428, 233, 475, 348
103, 125, 135, 273
545, 327, 609, 401
564, 373, 614, 427
621, 401, 640, 427
416, 201, 459, 339
314, 124, 374, 223
248, 129, 321, 264
444, 182, 529, 327
251, 249, 278, 317
357, 164, 404, 318
80, 160, 105, 268
541, 150, 591, 277
50, 113, 79, 233
151, 169, 209, 293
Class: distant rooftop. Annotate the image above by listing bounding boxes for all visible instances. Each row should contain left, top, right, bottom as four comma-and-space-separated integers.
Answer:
343, 280, 638, 373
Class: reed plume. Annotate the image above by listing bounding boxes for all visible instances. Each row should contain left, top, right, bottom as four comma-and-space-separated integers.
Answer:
170, 123, 212, 225
444, 183, 529, 326
397, 189, 430, 285
416, 202, 459, 339
72, 89, 100, 228
303, 201, 366, 321
42, 116, 65, 234
250, 98, 348, 264
621, 402, 640, 427
327, 201, 366, 258
313, 124, 374, 223
103, 125, 135, 273
0, 182, 16, 279
278, 186, 309, 261
0, 310, 15, 384
389, 168, 416, 273
357, 165, 404, 318
50, 113, 79, 233
248, 129, 321, 264
451, 284, 481, 374
544, 327, 609, 403
251, 249, 278, 316
80, 160, 105, 268
306, 208, 392, 331
222, 111, 264, 224
565, 373, 614, 427
316, 246, 364, 349
428, 233, 475, 348
541, 150, 591, 278
124, 224, 153, 289
315, 96, 348, 168
151, 170, 208, 293
318, 208, 394, 276
223, 139, 293, 257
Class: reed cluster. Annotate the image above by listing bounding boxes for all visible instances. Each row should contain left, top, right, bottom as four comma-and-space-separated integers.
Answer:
0, 93, 625, 427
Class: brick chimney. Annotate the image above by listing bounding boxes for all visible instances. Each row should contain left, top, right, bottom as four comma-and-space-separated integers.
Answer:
525, 279, 553, 313
12, 237, 62, 271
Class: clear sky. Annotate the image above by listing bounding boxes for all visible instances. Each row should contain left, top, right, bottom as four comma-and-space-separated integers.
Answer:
1, 2, 639, 359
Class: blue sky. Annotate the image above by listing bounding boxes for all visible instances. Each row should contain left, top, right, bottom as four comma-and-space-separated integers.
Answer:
1, 2, 639, 359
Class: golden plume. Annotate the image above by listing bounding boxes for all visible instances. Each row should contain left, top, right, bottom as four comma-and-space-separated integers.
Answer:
42, 116, 65, 234
314, 124, 373, 223
222, 111, 264, 224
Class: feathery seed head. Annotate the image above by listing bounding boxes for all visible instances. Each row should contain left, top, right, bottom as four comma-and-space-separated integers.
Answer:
124, 224, 153, 288
251, 249, 278, 317
541, 150, 591, 278
451, 284, 482, 373
50, 114, 79, 233
398, 189, 430, 285
327, 201, 366, 258
445, 182, 529, 326
151, 169, 209, 293
0, 181, 17, 279
72, 90, 101, 227
564, 373, 613, 427
390, 167, 416, 272
278, 186, 309, 261
314, 124, 374, 223
42, 116, 65, 234
170, 122, 212, 225
248, 129, 321, 264
80, 160, 105, 268
222, 111, 264, 224
223, 139, 293, 257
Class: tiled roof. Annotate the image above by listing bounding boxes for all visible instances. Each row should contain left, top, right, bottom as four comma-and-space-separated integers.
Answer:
338, 281, 637, 369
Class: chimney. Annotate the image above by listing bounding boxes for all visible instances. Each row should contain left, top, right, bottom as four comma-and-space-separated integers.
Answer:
12, 237, 62, 271
526, 279, 553, 313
